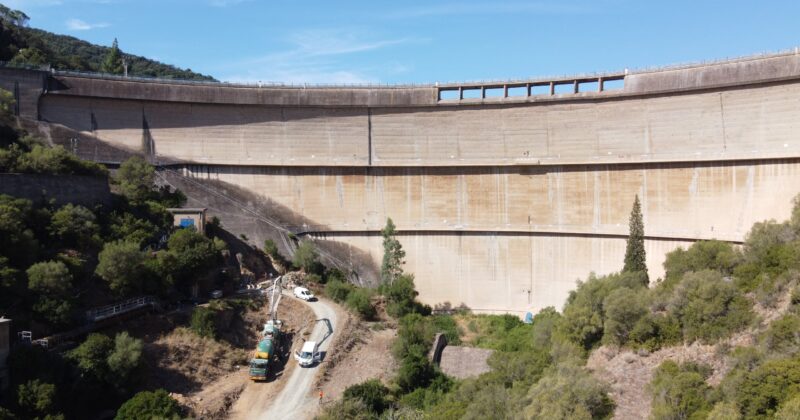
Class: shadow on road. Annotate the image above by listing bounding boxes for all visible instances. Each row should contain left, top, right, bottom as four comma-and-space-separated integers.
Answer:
316, 318, 334, 345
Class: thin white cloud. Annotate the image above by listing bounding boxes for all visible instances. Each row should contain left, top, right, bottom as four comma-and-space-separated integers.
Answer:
217, 29, 417, 84
208, 0, 252, 7
387, 1, 595, 18
3, 0, 62, 8
66, 18, 109, 31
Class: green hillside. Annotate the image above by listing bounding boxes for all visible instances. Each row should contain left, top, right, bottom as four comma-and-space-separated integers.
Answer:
0, 4, 214, 81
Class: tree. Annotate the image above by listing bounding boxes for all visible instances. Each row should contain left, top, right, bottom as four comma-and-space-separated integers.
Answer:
26, 261, 73, 325
602, 287, 647, 346
96, 241, 147, 296
69, 333, 114, 381
16, 379, 58, 418
49, 203, 100, 249
101, 38, 124, 74
292, 241, 319, 273
623, 195, 648, 281
115, 389, 182, 420
384, 273, 421, 318
115, 156, 154, 204
9, 47, 46, 66
381, 218, 405, 284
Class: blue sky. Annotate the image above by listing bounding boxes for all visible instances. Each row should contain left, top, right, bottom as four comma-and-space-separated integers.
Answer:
8, 0, 800, 84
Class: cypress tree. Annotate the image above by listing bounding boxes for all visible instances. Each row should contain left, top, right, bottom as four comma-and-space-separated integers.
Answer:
101, 38, 124, 74
381, 218, 405, 284
623, 195, 648, 282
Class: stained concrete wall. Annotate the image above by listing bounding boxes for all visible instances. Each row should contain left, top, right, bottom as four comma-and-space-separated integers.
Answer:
4, 53, 800, 314
178, 160, 800, 243
35, 80, 800, 167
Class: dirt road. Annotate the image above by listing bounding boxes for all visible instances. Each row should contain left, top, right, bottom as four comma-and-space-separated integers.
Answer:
247, 293, 338, 419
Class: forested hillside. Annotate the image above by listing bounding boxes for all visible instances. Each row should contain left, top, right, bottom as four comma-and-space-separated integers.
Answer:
0, 4, 214, 81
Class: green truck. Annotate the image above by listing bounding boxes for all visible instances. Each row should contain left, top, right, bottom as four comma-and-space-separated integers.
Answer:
248, 320, 283, 381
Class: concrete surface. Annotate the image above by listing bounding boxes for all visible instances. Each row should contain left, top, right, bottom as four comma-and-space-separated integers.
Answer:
2, 52, 800, 314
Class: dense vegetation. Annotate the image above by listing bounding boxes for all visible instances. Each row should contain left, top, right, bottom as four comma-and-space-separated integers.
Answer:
0, 89, 234, 417
0, 4, 214, 80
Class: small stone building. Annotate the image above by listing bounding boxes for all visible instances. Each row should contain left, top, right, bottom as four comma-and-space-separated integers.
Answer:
167, 208, 207, 234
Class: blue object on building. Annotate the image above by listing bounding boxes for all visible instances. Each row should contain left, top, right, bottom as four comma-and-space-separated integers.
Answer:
524, 312, 533, 324
180, 218, 195, 228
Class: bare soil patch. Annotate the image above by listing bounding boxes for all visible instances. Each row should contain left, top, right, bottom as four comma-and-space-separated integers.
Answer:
318, 320, 398, 401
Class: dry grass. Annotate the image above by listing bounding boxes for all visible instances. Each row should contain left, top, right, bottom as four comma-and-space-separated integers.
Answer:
145, 327, 249, 392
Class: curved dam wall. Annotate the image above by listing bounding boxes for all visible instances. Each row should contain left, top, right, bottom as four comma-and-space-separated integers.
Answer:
3, 52, 800, 314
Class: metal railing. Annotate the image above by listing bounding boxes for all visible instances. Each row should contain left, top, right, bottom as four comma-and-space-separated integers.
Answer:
85, 296, 155, 322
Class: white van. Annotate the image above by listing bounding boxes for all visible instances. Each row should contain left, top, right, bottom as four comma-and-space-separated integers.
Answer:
293, 287, 315, 301
294, 341, 318, 367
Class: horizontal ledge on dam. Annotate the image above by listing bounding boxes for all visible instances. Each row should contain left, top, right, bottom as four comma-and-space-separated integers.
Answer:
298, 229, 743, 244
162, 155, 800, 173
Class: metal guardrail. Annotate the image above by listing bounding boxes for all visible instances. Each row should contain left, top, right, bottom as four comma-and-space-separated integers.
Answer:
5, 47, 800, 90
85, 296, 155, 322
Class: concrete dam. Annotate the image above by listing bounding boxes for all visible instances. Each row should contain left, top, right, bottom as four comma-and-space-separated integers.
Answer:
3, 51, 800, 314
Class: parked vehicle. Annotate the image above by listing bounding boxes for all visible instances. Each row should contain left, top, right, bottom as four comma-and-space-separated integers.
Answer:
294, 340, 319, 367
293, 287, 315, 301
248, 320, 283, 381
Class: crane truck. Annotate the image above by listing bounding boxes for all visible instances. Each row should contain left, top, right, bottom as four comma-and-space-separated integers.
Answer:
248, 277, 284, 381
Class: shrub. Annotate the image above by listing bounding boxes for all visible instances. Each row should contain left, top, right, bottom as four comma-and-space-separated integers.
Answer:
114, 389, 181, 420
316, 398, 372, 420
707, 402, 742, 420
735, 356, 800, 419
668, 270, 753, 343
662, 240, 739, 289
343, 379, 390, 413
628, 313, 682, 351
775, 395, 800, 420
346, 288, 376, 320
523, 364, 614, 420
190, 306, 217, 339
396, 350, 435, 392
760, 314, 800, 356
325, 279, 354, 303
305, 273, 322, 284
384, 273, 421, 318
649, 361, 712, 420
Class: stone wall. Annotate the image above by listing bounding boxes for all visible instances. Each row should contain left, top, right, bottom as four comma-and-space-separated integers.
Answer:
0, 173, 111, 208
